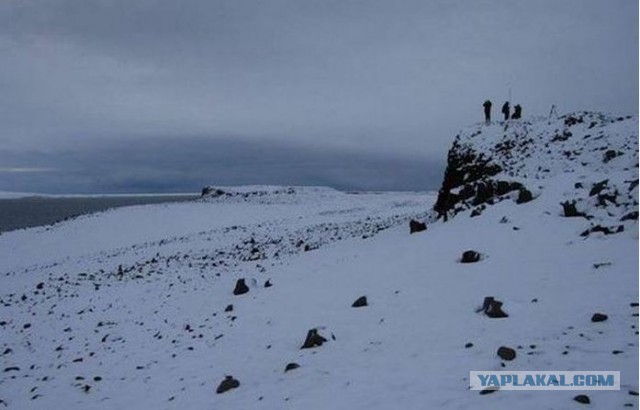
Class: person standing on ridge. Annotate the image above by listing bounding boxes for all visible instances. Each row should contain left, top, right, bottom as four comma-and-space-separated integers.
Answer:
483, 100, 492, 124
501, 101, 510, 121
512, 104, 522, 119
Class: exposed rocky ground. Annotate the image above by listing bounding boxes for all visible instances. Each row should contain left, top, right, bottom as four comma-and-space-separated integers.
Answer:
434, 112, 638, 231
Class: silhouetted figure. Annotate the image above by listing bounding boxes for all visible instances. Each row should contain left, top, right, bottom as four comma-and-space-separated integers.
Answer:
482, 100, 492, 123
511, 104, 522, 119
501, 101, 510, 121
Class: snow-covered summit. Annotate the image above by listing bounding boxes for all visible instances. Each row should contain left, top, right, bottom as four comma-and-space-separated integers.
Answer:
434, 112, 638, 233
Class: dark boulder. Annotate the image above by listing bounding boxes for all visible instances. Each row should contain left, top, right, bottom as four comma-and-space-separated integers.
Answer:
461, 250, 481, 263
497, 346, 516, 361
301, 328, 327, 349
233, 279, 249, 296
573, 394, 590, 404
580, 225, 624, 237
516, 188, 533, 204
284, 362, 300, 372
216, 375, 240, 394
481, 297, 509, 318
589, 180, 609, 196
561, 201, 587, 218
409, 220, 427, 234
472, 182, 494, 206
564, 115, 584, 126
621, 211, 639, 221
352, 296, 368, 308
591, 313, 608, 323
603, 150, 621, 163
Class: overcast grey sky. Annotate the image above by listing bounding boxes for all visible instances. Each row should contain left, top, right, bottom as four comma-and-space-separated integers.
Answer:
0, 0, 637, 193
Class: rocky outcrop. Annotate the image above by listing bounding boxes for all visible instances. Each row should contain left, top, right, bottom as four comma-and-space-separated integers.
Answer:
432, 126, 534, 220
433, 112, 638, 230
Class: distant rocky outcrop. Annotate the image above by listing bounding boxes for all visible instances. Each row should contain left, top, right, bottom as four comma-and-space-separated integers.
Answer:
200, 185, 298, 200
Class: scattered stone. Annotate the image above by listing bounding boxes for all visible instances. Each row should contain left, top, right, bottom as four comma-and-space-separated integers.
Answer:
589, 180, 609, 196
4, 367, 20, 372
480, 297, 509, 318
233, 279, 249, 296
216, 375, 240, 394
497, 346, 516, 361
224, 304, 233, 312
479, 387, 498, 395
621, 211, 638, 221
602, 150, 621, 163
409, 220, 427, 234
465, 342, 473, 348
561, 201, 587, 218
593, 262, 612, 269
574, 394, 590, 404
580, 225, 624, 237
284, 363, 300, 372
300, 328, 327, 349
36, 282, 44, 290
460, 250, 481, 263
352, 296, 368, 308
264, 280, 272, 288
629, 390, 638, 396
591, 313, 608, 323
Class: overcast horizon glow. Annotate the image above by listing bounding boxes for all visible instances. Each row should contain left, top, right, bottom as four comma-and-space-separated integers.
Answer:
0, 0, 637, 193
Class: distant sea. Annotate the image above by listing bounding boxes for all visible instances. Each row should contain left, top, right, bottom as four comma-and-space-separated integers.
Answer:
0, 194, 198, 233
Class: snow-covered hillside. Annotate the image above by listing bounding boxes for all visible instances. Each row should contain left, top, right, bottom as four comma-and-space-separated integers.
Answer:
0, 113, 637, 410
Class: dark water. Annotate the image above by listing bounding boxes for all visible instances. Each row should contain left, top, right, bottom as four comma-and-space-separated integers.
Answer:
0, 195, 198, 233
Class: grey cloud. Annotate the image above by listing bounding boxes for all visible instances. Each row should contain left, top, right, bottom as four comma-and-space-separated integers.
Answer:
0, 136, 443, 194
0, 0, 637, 192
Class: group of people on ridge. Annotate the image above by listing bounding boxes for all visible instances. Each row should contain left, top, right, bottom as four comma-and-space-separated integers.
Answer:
482, 100, 522, 124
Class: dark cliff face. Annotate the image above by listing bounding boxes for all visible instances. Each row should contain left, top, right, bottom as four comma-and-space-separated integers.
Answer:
432, 112, 638, 223
433, 133, 528, 220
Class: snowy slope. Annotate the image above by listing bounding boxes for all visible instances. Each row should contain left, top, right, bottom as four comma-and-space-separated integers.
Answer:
0, 113, 637, 410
